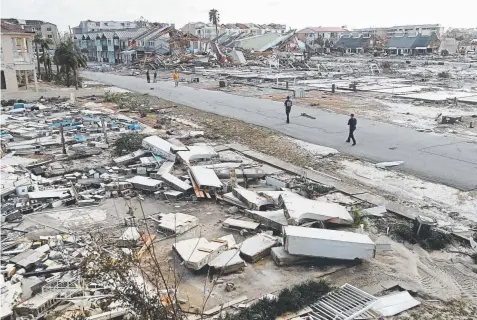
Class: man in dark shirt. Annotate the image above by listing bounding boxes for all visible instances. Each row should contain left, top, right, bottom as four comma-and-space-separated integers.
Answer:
346, 114, 357, 145
284, 96, 292, 123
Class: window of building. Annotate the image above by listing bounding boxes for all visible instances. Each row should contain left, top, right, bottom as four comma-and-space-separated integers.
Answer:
148, 41, 154, 46
47, 27, 52, 31
96, 22, 100, 26
104, 23, 109, 26
107, 39, 112, 45
47, 35, 53, 38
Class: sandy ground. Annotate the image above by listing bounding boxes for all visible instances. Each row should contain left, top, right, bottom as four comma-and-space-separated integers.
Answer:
338, 159, 477, 230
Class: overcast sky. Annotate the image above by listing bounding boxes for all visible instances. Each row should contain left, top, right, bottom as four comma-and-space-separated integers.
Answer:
2, 0, 475, 32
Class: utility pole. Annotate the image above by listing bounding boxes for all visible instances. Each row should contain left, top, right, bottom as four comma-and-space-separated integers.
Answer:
59, 124, 66, 155
101, 118, 109, 144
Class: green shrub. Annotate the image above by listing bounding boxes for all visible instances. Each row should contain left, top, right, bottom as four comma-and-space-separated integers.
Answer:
220, 280, 332, 320
392, 222, 452, 250
113, 132, 148, 155
438, 71, 450, 78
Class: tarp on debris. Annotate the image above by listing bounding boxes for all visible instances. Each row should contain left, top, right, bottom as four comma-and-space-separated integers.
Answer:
372, 291, 421, 316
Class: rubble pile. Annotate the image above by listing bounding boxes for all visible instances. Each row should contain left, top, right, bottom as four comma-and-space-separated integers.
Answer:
2, 93, 474, 319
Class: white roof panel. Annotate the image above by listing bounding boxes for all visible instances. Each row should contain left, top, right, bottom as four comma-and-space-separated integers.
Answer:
189, 166, 222, 188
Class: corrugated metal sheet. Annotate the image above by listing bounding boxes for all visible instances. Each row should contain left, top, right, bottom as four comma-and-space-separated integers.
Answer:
301, 284, 378, 320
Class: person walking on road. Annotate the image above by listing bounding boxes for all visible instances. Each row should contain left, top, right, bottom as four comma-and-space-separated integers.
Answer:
173, 71, 179, 87
146, 69, 150, 83
346, 113, 357, 145
284, 96, 292, 123
153, 70, 157, 83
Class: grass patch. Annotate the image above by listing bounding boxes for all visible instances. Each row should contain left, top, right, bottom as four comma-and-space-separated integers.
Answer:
351, 209, 367, 230
220, 280, 332, 320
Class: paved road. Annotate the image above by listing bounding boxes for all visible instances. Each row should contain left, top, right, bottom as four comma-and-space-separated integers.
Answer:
82, 71, 477, 191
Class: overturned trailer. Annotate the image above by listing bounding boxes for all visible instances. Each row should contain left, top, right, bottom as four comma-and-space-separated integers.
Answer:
283, 226, 376, 260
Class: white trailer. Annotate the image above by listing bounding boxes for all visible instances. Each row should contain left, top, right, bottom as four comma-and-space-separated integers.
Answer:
283, 226, 375, 260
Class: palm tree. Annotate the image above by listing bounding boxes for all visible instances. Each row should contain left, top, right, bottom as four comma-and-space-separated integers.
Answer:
33, 34, 42, 78
208, 9, 220, 37
34, 36, 54, 80
54, 38, 87, 89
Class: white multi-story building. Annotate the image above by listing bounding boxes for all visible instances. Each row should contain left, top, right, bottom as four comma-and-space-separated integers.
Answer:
72, 20, 137, 36
181, 22, 286, 39
387, 24, 444, 37
296, 27, 348, 45
1, 21, 38, 93
2, 18, 60, 48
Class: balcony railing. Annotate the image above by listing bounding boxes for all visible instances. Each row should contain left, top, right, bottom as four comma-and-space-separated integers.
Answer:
13, 52, 33, 63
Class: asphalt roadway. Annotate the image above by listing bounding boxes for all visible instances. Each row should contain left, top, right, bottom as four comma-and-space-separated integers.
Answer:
82, 71, 477, 191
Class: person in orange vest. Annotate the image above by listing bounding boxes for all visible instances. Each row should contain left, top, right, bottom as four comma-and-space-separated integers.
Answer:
173, 71, 179, 87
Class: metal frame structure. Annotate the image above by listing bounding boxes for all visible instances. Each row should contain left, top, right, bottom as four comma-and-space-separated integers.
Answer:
301, 284, 378, 320
42, 274, 82, 299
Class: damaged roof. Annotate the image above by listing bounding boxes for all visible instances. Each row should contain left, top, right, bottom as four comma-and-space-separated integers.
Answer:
298, 27, 348, 33
230, 30, 295, 52
1, 20, 32, 34
385, 32, 438, 49
335, 35, 373, 49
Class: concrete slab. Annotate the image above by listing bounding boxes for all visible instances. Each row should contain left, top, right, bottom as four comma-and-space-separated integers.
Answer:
232, 187, 274, 210
221, 192, 248, 209
361, 206, 387, 217
173, 237, 227, 270
374, 85, 425, 94
223, 218, 260, 231
177, 145, 218, 164
156, 161, 175, 176
256, 191, 298, 205
208, 249, 246, 274
152, 213, 198, 235
239, 233, 279, 262
160, 173, 192, 192
279, 194, 353, 225
456, 95, 477, 104
189, 166, 223, 189
142, 136, 175, 161
401, 91, 476, 101
271, 246, 313, 266
245, 209, 288, 231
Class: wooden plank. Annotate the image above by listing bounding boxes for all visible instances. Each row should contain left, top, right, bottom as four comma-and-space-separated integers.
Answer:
190, 177, 205, 198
